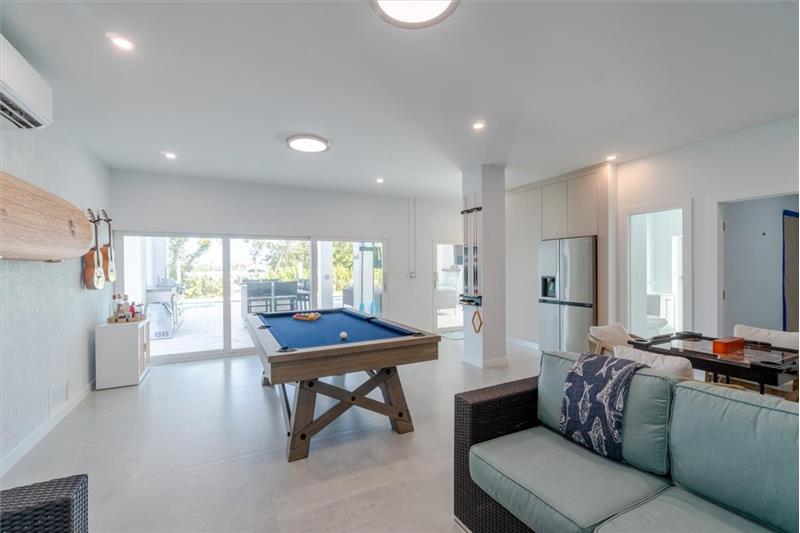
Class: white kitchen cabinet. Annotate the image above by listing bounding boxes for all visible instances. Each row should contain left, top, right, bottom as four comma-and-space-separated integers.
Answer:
95, 319, 150, 390
541, 181, 568, 239
567, 172, 598, 237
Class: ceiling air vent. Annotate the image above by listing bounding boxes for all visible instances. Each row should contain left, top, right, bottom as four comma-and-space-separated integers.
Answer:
0, 34, 53, 129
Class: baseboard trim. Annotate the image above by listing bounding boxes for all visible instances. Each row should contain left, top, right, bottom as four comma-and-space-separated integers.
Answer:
506, 337, 539, 351
150, 349, 256, 366
1, 380, 94, 478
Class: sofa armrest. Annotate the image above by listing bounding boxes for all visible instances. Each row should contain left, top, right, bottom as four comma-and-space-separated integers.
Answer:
454, 377, 539, 533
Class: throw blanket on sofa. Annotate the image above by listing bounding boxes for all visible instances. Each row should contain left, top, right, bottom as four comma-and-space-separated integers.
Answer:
560, 354, 646, 460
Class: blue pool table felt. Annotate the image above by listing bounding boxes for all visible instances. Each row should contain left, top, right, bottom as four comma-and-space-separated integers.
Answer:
257, 309, 414, 350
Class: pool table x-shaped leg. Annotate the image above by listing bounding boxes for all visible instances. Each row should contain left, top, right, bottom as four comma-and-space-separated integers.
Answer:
283, 367, 413, 461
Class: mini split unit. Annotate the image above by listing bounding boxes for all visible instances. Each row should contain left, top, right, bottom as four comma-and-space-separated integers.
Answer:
0, 34, 53, 129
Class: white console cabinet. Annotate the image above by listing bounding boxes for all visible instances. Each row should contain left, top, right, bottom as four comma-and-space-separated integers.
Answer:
95, 319, 150, 390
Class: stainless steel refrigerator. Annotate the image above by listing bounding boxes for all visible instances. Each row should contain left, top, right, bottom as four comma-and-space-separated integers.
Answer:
538, 236, 597, 353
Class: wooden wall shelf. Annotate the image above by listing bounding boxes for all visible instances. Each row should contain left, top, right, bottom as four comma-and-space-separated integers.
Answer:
0, 172, 93, 261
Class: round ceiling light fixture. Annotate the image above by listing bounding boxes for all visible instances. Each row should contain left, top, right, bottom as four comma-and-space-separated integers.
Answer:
286, 134, 330, 153
106, 32, 135, 51
371, 0, 459, 29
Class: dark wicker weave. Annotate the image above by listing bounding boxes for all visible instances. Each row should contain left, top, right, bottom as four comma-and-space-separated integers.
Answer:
454, 377, 539, 533
0, 474, 88, 533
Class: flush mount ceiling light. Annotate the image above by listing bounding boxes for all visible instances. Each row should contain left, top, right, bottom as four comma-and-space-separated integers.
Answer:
106, 32, 135, 51
371, 0, 459, 29
161, 151, 177, 160
472, 120, 486, 131
376, 177, 385, 183
287, 134, 329, 153
606, 154, 618, 162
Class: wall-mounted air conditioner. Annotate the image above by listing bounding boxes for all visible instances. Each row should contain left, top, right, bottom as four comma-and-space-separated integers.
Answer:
0, 34, 53, 129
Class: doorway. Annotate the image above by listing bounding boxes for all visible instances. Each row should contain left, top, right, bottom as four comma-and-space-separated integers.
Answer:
628, 209, 684, 338
721, 194, 799, 335
433, 242, 464, 333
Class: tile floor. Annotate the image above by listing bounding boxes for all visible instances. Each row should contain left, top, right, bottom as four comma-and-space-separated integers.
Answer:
1, 339, 540, 533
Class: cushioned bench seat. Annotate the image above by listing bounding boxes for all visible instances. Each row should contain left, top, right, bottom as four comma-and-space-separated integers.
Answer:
596, 486, 774, 533
469, 426, 670, 533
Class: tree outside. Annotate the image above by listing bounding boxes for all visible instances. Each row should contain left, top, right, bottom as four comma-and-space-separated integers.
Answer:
167, 238, 382, 300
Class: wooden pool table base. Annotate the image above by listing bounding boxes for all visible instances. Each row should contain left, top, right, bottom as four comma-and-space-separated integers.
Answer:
272, 367, 414, 462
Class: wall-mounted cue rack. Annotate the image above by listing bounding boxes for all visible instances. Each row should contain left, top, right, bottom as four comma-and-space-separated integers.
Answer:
459, 191, 482, 307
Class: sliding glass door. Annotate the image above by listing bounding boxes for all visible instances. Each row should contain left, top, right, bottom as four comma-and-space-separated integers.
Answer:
119, 235, 384, 359
122, 235, 224, 357
230, 238, 311, 350
316, 241, 384, 315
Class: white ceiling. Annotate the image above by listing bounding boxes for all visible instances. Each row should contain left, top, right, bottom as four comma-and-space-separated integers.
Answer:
2, 1, 797, 198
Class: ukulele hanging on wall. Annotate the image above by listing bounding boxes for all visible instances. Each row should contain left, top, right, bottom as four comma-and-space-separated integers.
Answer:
99, 209, 117, 282
83, 209, 105, 290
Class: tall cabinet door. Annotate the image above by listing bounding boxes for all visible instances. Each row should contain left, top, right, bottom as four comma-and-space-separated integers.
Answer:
542, 182, 568, 240
567, 173, 598, 237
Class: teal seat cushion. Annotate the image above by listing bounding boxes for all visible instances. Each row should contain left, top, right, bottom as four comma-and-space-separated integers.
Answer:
670, 382, 799, 533
596, 486, 774, 533
538, 351, 678, 475
469, 426, 670, 533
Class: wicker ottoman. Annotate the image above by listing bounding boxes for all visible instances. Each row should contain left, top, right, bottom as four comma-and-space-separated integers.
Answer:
0, 474, 88, 532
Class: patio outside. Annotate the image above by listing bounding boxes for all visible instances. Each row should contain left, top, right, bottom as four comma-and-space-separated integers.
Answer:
124, 236, 381, 357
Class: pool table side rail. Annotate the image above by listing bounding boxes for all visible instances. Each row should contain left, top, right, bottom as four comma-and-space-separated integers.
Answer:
269, 340, 439, 384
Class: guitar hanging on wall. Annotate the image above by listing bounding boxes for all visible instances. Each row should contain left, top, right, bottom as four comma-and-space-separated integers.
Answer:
99, 209, 117, 282
83, 209, 105, 290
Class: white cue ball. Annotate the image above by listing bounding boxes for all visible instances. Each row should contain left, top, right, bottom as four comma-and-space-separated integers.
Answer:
339, 331, 348, 340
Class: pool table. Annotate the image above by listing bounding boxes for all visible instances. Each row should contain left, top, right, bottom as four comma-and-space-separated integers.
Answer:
245, 308, 440, 461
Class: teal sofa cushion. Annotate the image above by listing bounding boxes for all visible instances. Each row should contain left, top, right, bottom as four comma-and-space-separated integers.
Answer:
537, 351, 678, 475
596, 486, 774, 533
469, 426, 670, 533
670, 382, 799, 533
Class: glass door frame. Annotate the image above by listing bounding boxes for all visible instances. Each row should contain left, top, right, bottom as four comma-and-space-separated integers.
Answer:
115, 231, 389, 364
618, 199, 693, 336
432, 240, 464, 333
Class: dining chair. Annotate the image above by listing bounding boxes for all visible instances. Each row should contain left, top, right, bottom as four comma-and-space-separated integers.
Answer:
587, 323, 646, 356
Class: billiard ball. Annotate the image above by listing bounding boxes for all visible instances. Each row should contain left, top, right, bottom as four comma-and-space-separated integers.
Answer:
339, 331, 348, 340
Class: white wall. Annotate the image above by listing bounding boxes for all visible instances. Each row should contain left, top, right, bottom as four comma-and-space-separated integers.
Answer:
109, 170, 461, 331
1, 124, 110, 476
617, 116, 799, 336
722, 194, 799, 335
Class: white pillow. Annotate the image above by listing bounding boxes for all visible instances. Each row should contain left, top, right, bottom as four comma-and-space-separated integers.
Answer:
733, 324, 798, 350
613, 345, 694, 381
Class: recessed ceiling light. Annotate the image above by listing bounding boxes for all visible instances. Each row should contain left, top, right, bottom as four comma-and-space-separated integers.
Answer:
161, 151, 177, 160
606, 154, 618, 161
376, 177, 385, 183
106, 32, 135, 51
287, 134, 329, 153
472, 120, 486, 131
371, 0, 459, 29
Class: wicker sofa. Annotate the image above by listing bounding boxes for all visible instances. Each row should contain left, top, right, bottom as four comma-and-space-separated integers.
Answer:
454, 351, 799, 533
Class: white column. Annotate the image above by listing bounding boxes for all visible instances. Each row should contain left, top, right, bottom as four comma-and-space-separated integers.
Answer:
462, 164, 507, 368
